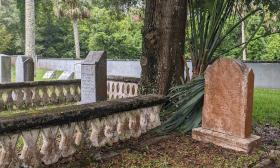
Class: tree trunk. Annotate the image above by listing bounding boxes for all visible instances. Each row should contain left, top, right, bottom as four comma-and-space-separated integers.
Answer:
24, 0, 35, 81
25, 0, 35, 60
241, 20, 247, 61
140, 0, 187, 95
241, 6, 247, 61
73, 18, 81, 59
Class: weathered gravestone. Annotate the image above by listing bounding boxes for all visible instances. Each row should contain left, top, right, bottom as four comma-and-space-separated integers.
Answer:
81, 51, 107, 104
0, 54, 11, 83
192, 58, 260, 153
58, 71, 74, 80
43, 71, 55, 80
16, 56, 34, 82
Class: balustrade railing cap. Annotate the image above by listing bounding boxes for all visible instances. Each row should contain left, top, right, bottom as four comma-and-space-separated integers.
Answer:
0, 94, 166, 134
83, 51, 106, 65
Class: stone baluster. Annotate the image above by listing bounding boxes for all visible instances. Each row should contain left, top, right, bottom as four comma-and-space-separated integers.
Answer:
0, 134, 19, 168
77, 85, 81, 101
5, 89, 14, 109
129, 110, 142, 138
41, 87, 49, 105
48, 86, 58, 104
117, 112, 131, 140
104, 115, 118, 144
140, 108, 149, 134
72, 85, 80, 102
74, 121, 88, 146
40, 126, 60, 165
32, 87, 41, 106
14, 89, 25, 109
64, 85, 72, 103
146, 106, 161, 130
132, 84, 138, 96
0, 90, 5, 111
125, 84, 130, 98
24, 88, 33, 107
89, 119, 106, 147
108, 81, 113, 99
59, 123, 76, 157
111, 82, 115, 99
121, 83, 125, 98
20, 130, 41, 168
57, 85, 65, 103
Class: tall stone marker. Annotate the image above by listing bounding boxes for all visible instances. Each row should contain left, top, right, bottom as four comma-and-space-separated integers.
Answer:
81, 51, 107, 104
192, 58, 260, 153
0, 54, 11, 83
16, 56, 34, 82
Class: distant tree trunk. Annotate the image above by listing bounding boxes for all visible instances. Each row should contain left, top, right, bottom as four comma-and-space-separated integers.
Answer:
25, 0, 35, 60
140, 0, 187, 95
241, 20, 247, 61
73, 18, 81, 59
241, 5, 247, 61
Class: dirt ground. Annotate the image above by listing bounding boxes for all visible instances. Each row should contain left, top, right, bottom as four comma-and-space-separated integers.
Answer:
46, 124, 280, 168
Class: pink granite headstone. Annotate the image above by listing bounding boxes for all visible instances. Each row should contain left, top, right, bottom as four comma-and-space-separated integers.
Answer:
192, 58, 260, 153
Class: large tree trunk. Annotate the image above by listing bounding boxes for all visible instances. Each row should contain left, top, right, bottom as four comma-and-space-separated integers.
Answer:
140, 0, 187, 95
73, 18, 81, 59
25, 0, 35, 60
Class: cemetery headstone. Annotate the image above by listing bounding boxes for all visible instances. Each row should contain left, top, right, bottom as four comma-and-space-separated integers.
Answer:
192, 58, 260, 153
58, 71, 74, 80
0, 54, 11, 83
16, 56, 34, 82
43, 71, 55, 80
81, 51, 107, 104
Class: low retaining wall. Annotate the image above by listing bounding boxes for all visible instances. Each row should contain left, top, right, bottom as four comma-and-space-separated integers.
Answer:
245, 62, 280, 89
0, 94, 165, 167
37, 58, 280, 89
0, 76, 139, 112
37, 58, 142, 78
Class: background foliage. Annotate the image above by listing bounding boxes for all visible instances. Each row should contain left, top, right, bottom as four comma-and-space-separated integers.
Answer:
0, 0, 279, 60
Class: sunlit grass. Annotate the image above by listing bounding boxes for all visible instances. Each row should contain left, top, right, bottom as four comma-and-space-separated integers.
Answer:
253, 88, 280, 127
11, 66, 63, 82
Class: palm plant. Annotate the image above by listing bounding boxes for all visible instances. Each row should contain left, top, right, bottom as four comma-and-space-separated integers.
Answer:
157, 0, 264, 134
53, 0, 91, 59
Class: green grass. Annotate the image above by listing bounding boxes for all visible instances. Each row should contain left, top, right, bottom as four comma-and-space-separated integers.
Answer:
253, 88, 280, 127
11, 66, 63, 82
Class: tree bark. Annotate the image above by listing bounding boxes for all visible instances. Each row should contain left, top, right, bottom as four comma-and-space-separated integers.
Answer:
241, 19, 247, 61
73, 18, 81, 59
25, 0, 35, 60
25, 0, 35, 81
140, 0, 187, 95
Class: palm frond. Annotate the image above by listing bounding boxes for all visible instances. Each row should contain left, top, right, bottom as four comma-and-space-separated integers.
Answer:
53, 0, 91, 20
155, 76, 204, 134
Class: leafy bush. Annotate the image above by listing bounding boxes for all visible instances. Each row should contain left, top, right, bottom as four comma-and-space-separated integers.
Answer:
0, 27, 13, 53
86, 7, 142, 59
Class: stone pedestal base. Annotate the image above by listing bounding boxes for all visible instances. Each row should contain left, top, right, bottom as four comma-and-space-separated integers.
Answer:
192, 127, 261, 153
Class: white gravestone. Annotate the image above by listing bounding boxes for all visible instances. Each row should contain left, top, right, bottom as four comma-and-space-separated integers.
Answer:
81, 51, 107, 104
16, 56, 34, 82
58, 71, 74, 80
43, 71, 55, 80
0, 54, 11, 83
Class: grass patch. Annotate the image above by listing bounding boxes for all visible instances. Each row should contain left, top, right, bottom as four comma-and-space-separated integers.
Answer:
35, 68, 48, 81
253, 88, 280, 127
11, 66, 63, 82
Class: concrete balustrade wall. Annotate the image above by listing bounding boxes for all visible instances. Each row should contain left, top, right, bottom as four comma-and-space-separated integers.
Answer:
0, 94, 165, 167
36, 58, 280, 89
